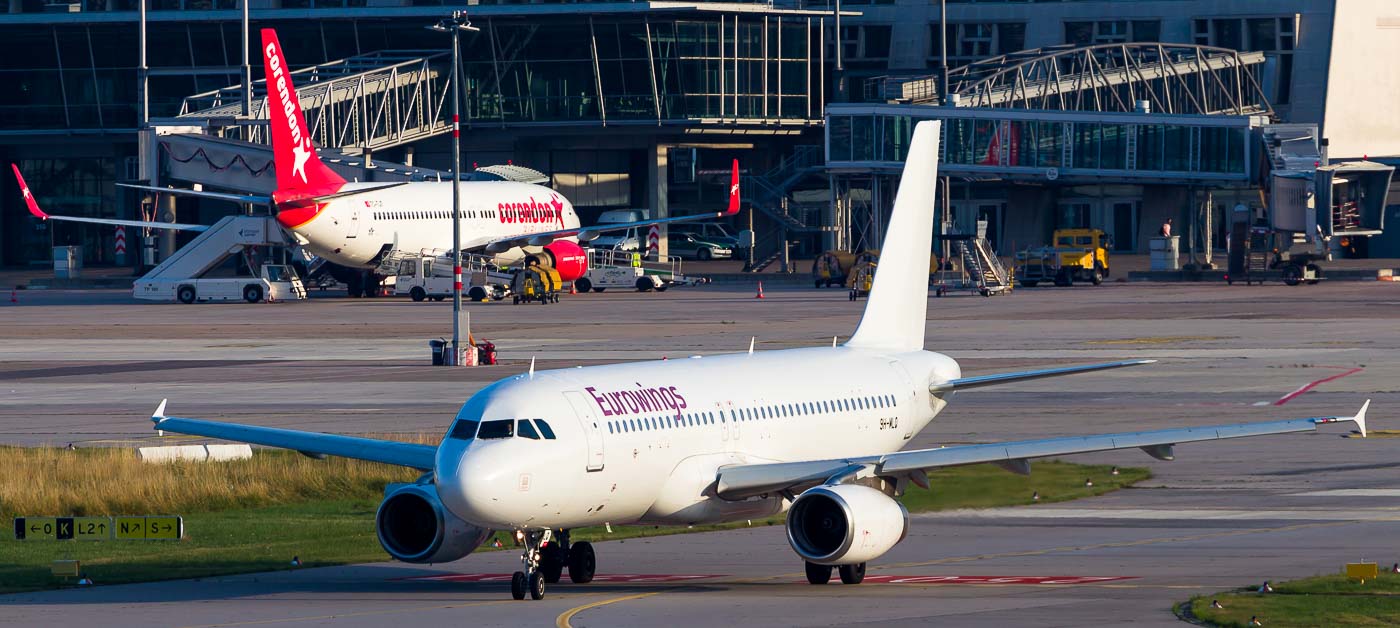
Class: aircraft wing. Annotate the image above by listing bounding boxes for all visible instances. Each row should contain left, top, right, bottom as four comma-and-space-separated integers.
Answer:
12, 165, 211, 232
715, 401, 1370, 500
150, 400, 437, 470
476, 159, 742, 254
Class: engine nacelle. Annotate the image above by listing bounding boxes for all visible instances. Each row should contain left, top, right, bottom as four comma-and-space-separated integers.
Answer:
376, 483, 492, 564
527, 240, 588, 281
786, 484, 909, 565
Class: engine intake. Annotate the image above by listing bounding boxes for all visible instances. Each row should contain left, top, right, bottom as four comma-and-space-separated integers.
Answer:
376, 483, 492, 563
527, 240, 588, 281
786, 484, 909, 565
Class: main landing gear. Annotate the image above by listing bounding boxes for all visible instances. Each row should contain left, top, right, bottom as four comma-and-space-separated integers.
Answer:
804, 561, 866, 585
510, 529, 597, 600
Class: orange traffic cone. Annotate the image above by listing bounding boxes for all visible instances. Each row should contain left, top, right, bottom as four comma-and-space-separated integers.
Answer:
755, 282, 765, 299
569, 282, 577, 295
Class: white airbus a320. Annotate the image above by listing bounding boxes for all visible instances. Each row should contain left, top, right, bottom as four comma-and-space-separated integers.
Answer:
151, 121, 1371, 601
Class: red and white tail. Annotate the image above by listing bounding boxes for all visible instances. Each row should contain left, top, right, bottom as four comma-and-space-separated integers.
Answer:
726, 159, 740, 216
262, 29, 344, 195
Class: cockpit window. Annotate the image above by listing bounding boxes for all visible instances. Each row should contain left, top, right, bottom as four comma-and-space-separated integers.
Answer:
534, 420, 555, 439
478, 419, 515, 439
518, 419, 540, 440
449, 419, 479, 440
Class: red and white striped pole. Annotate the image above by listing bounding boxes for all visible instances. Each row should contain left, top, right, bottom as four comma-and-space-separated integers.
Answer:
114, 225, 128, 266
449, 22, 463, 365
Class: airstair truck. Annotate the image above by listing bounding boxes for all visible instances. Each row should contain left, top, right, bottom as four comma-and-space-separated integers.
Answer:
134, 215, 306, 303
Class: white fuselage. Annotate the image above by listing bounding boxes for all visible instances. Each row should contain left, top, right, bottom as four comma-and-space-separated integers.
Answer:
434, 346, 960, 530
284, 180, 581, 268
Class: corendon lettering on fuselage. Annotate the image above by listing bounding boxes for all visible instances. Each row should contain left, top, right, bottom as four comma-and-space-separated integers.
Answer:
586, 385, 689, 418
500, 195, 567, 228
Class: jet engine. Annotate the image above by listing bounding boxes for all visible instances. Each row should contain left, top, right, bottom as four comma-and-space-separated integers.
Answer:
526, 240, 588, 281
786, 484, 909, 565
376, 483, 492, 563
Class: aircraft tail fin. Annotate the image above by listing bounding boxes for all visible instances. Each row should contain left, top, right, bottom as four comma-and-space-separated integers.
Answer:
845, 121, 941, 352
261, 28, 344, 195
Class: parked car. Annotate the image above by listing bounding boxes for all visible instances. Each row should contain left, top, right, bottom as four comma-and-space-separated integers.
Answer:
668, 232, 733, 260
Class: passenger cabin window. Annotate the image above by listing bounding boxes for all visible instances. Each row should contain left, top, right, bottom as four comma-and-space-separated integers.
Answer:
478, 419, 514, 439
449, 419, 479, 440
518, 419, 540, 440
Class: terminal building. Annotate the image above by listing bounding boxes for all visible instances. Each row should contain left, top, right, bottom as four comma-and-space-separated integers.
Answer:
1, 0, 1398, 270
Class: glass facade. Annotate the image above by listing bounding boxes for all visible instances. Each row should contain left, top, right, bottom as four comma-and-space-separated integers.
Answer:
828, 109, 1251, 180
459, 16, 821, 125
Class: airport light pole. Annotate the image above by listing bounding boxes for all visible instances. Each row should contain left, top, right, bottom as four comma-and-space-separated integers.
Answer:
428, 13, 479, 365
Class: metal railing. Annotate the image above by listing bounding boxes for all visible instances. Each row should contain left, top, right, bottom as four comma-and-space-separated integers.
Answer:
179, 51, 452, 153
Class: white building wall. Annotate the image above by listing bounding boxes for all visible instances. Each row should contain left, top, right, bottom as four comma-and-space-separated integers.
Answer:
1321, 0, 1400, 159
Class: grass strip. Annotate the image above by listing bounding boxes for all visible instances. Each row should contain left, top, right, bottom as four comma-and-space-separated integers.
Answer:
1190, 573, 1400, 628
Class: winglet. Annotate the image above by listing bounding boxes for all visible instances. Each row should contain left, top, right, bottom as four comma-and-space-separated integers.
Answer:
726, 159, 740, 216
1354, 399, 1370, 438
11, 164, 48, 219
151, 398, 168, 424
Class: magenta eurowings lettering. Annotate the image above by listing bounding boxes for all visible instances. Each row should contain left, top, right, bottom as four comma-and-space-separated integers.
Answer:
585, 384, 688, 417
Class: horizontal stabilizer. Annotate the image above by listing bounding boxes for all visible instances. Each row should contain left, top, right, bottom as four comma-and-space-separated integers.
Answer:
930, 359, 1156, 393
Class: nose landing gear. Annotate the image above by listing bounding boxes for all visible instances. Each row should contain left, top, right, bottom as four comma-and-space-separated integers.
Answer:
510, 529, 598, 600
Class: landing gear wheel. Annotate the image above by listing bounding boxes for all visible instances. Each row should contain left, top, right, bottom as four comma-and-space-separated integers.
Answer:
568, 541, 596, 583
528, 571, 546, 600
1282, 264, 1303, 286
409, 286, 426, 302
805, 561, 832, 585
541, 539, 566, 584
839, 563, 866, 585
511, 571, 527, 600
177, 285, 197, 304
574, 277, 592, 293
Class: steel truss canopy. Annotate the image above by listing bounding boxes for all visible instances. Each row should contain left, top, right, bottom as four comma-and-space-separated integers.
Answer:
884, 43, 1273, 117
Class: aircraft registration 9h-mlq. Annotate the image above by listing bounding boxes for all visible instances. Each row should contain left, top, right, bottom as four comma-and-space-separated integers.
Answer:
13, 29, 738, 296
150, 121, 1371, 601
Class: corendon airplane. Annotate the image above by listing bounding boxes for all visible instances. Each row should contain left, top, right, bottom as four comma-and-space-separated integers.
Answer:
13, 28, 739, 296
148, 121, 1372, 601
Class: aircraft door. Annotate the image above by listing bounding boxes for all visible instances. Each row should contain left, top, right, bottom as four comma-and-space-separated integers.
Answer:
890, 361, 915, 440
563, 391, 605, 471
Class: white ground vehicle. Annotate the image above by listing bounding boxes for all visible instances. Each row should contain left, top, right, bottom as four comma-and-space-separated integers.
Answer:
574, 248, 696, 293
151, 263, 306, 304
394, 253, 514, 302
394, 257, 453, 302
588, 209, 649, 252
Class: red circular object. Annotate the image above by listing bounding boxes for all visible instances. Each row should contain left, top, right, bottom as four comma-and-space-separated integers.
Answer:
542, 240, 588, 281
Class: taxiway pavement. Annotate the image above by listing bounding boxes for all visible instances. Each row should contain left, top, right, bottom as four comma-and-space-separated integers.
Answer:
3, 282, 1399, 626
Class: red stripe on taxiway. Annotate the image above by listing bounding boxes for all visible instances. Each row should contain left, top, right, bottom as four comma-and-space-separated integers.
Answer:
1274, 367, 1364, 406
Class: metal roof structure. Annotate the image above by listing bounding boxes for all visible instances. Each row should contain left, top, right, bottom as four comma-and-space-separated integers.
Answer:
876, 43, 1272, 117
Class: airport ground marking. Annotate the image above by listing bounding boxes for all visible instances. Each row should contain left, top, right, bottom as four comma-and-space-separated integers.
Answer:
556, 591, 666, 628
180, 595, 577, 628
869, 520, 1355, 573
1272, 366, 1364, 406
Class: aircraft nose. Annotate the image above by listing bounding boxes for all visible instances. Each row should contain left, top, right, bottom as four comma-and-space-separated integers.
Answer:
436, 443, 518, 527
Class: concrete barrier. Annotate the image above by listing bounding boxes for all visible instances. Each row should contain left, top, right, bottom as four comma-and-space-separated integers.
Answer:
204, 444, 253, 461
136, 445, 208, 463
